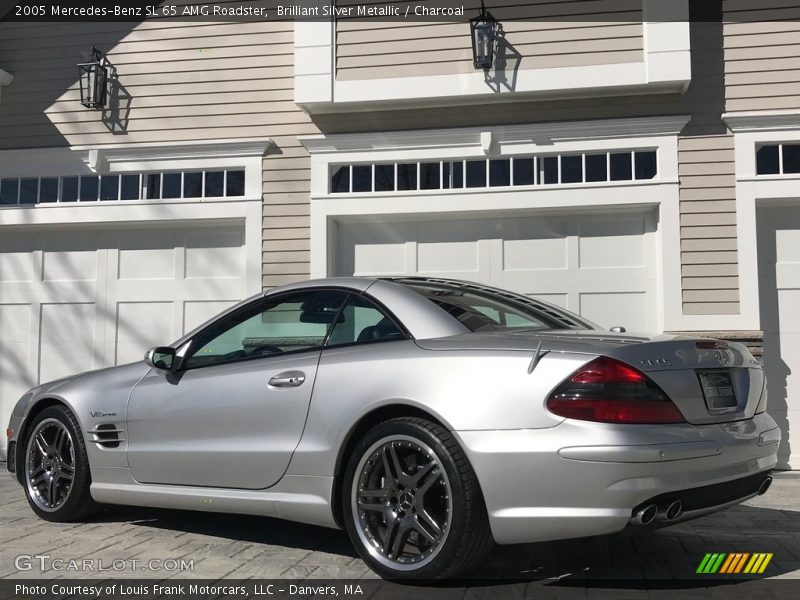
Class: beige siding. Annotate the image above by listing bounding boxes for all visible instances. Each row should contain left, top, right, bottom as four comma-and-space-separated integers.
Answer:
723, 17, 800, 112
336, 0, 643, 80
0, 19, 314, 289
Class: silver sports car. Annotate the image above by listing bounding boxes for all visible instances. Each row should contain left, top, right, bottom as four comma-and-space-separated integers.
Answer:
6, 277, 780, 579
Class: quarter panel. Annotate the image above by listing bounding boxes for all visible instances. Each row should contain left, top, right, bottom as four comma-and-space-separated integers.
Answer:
286, 341, 588, 477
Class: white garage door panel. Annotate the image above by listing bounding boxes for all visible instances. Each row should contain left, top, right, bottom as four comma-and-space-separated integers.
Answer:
115, 302, 174, 365
40, 302, 97, 384
758, 206, 800, 469
337, 210, 658, 334
0, 225, 247, 456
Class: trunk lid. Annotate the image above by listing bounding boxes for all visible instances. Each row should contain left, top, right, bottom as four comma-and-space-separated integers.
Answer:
607, 337, 764, 425
416, 330, 764, 424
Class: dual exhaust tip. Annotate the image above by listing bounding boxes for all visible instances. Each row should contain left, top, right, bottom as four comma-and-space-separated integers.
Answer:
631, 499, 683, 526
631, 475, 773, 526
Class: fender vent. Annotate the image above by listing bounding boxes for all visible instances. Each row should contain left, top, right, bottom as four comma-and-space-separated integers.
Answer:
87, 424, 125, 449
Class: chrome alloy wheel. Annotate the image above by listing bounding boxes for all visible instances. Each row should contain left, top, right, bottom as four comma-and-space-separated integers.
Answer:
351, 435, 453, 571
25, 418, 76, 512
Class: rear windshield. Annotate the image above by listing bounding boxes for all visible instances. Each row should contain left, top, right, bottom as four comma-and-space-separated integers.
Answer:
395, 280, 595, 332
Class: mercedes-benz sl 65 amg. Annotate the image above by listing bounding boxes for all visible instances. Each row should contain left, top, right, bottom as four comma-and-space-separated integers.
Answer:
6, 277, 779, 579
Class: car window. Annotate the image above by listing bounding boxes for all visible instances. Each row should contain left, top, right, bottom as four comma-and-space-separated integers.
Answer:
184, 290, 348, 368
326, 295, 405, 347
395, 280, 592, 331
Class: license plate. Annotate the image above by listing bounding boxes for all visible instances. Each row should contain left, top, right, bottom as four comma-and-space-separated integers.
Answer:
698, 370, 737, 410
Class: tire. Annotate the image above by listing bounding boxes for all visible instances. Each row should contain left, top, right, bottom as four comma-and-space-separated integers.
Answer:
22, 405, 97, 522
342, 417, 494, 580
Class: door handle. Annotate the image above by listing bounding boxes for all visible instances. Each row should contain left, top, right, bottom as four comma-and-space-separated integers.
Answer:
269, 371, 306, 388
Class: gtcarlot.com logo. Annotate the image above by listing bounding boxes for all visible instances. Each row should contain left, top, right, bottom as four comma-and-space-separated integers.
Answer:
696, 552, 773, 574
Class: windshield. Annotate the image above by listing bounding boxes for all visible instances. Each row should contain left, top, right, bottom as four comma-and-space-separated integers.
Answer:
392, 279, 597, 333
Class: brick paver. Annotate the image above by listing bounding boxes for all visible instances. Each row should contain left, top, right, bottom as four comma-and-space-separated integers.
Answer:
1, 471, 798, 582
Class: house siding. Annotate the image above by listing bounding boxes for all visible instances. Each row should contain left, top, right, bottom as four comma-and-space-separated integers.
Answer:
0, 19, 314, 289
723, 18, 800, 112
336, 18, 643, 80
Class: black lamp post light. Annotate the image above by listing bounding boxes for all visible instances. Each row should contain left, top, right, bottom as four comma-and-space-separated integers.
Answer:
77, 46, 110, 110
470, 0, 500, 70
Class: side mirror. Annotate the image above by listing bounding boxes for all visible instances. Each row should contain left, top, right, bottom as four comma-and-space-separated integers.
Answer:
144, 346, 176, 371
610, 326, 627, 333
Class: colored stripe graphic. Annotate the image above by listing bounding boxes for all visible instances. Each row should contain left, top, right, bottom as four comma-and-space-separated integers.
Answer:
710, 553, 726, 573
744, 553, 773, 574
732, 553, 750, 573
698, 553, 773, 574
719, 554, 736, 574
697, 553, 713, 574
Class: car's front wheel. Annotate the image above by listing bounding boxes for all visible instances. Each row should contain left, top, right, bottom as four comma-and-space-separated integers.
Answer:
23, 405, 96, 522
342, 417, 493, 580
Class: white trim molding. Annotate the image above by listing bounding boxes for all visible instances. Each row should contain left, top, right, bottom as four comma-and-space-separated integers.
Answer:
0, 138, 272, 200
0, 67, 13, 103
718, 109, 800, 332
295, 0, 691, 112
301, 115, 690, 333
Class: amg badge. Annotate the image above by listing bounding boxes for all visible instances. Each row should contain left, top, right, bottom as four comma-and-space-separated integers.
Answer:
90, 410, 117, 418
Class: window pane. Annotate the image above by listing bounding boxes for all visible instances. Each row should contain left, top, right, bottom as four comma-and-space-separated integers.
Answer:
783, 144, 800, 174
610, 153, 633, 181
0, 179, 19, 204
513, 158, 534, 185
40, 178, 59, 203
352, 165, 372, 192
184, 291, 347, 369
541, 156, 558, 184
20, 178, 38, 204
162, 172, 181, 199
79, 176, 99, 201
585, 154, 607, 182
226, 170, 245, 196
403, 281, 571, 332
375, 164, 395, 192
331, 166, 350, 193
121, 174, 141, 200
397, 163, 417, 191
466, 160, 486, 188
204, 171, 224, 197
420, 162, 440, 190
489, 159, 510, 187
183, 172, 202, 198
561, 155, 582, 184
146, 173, 161, 199
756, 145, 780, 175
451, 161, 463, 189
634, 151, 657, 179
100, 175, 119, 201
327, 295, 404, 347
61, 177, 78, 202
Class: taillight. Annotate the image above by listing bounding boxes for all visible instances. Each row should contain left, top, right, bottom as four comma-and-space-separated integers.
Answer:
547, 356, 686, 424
755, 390, 768, 414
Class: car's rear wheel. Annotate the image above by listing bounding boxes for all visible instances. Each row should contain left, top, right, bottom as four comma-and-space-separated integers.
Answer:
342, 417, 493, 580
23, 405, 96, 522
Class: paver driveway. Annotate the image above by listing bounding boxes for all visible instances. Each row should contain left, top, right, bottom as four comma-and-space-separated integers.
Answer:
0, 471, 798, 585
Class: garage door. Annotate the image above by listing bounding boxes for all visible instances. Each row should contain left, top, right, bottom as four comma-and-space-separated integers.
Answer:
336, 210, 658, 333
0, 224, 247, 455
758, 205, 800, 469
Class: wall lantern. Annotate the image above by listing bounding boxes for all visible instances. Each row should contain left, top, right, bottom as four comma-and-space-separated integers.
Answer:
77, 46, 109, 110
470, 1, 499, 70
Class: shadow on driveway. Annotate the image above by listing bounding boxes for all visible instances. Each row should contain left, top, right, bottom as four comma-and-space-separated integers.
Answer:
85, 503, 800, 586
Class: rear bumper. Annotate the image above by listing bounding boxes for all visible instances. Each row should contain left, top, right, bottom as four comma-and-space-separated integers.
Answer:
455, 413, 780, 545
